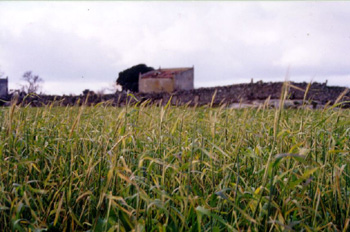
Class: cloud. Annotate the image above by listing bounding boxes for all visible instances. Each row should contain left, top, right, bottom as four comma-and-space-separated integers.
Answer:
0, 1, 349, 94
0, 21, 122, 93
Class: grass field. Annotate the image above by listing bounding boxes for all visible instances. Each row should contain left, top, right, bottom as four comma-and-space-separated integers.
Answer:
0, 93, 350, 231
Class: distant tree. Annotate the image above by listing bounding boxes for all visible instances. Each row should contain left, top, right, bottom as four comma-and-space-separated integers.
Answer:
116, 64, 154, 92
107, 82, 121, 93
82, 89, 95, 96
96, 88, 106, 96
21, 71, 43, 94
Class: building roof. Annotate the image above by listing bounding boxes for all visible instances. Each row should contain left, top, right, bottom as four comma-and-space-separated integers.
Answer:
140, 67, 193, 79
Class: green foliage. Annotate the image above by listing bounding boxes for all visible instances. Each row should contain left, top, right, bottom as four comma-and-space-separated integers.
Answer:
0, 100, 349, 231
116, 64, 154, 92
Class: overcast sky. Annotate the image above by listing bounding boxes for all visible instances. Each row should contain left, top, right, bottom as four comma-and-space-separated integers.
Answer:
1, 2, 350, 95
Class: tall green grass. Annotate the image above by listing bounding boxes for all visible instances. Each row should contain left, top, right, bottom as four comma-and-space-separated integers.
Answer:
0, 94, 349, 231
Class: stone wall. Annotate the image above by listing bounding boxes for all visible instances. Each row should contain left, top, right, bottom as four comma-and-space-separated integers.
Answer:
2, 81, 349, 108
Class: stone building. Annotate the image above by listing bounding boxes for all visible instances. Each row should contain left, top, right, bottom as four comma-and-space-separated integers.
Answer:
139, 67, 194, 93
0, 77, 8, 98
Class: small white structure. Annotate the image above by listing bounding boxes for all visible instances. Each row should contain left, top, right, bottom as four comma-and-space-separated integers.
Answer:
0, 77, 8, 97
139, 67, 194, 93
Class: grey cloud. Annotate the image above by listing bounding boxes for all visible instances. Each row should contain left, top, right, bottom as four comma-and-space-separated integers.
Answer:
1, 1, 350, 94
1, 24, 121, 82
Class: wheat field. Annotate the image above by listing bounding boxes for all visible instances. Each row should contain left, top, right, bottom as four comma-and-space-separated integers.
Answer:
0, 91, 349, 231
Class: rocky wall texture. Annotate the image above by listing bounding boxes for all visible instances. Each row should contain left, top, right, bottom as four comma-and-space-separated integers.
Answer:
1, 82, 349, 108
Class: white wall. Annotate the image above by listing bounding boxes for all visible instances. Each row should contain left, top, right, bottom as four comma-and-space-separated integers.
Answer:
0, 79, 8, 97
139, 77, 175, 93
174, 68, 194, 91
